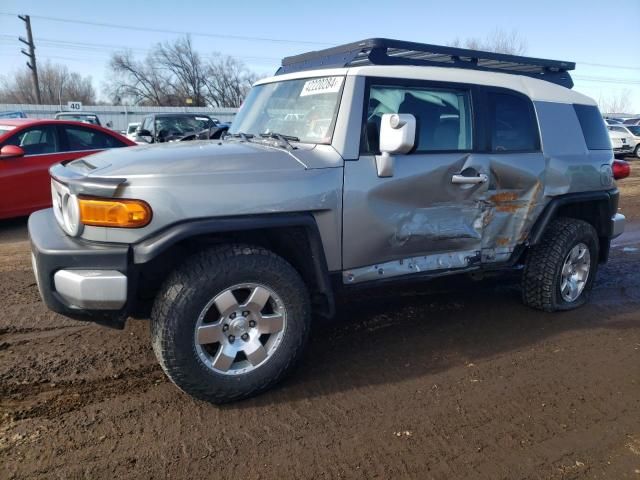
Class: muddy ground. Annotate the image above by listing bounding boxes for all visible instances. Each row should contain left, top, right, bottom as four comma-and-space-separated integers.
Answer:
1, 168, 640, 480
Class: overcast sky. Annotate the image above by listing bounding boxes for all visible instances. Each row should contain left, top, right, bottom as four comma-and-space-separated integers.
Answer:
1, 0, 638, 112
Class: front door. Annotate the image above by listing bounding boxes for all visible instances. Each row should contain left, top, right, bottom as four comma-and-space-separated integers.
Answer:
342, 79, 490, 283
0, 125, 65, 218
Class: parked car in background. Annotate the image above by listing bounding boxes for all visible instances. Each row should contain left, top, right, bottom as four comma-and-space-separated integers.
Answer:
126, 122, 141, 141
607, 125, 636, 157
623, 117, 640, 126
54, 112, 102, 126
0, 119, 135, 219
604, 117, 624, 125
608, 130, 633, 158
135, 113, 229, 143
0, 111, 27, 119
625, 125, 640, 157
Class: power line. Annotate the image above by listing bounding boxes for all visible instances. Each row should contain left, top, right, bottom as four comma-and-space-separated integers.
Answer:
578, 61, 640, 71
2, 14, 638, 71
0, 12, 332, 47
573, 75, 640, 85
0, 34, 282, 63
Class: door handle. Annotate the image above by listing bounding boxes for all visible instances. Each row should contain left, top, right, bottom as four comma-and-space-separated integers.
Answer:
451, 173, 488, 185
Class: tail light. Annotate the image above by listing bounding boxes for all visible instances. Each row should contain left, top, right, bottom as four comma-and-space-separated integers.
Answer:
612, 160, 630, 180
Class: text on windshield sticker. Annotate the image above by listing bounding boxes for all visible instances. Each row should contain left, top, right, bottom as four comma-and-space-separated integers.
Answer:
300, 77, 343, 97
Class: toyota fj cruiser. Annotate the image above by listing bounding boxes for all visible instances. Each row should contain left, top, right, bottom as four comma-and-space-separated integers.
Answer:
29, 39, 627, 403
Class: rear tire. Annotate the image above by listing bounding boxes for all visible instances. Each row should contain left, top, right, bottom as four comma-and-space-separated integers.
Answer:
522, 218, 599, 312
151, 244, 311, 404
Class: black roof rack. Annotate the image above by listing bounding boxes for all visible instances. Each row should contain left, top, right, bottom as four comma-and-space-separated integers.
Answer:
277, 38, 575, 88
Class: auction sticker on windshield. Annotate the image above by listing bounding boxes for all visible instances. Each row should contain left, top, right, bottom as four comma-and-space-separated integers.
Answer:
300, 77, 343, 96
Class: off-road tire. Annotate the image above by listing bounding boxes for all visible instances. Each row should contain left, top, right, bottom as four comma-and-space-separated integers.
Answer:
635, 144, 640, 159
151, 244, 311, 404
522, 218, 599, 312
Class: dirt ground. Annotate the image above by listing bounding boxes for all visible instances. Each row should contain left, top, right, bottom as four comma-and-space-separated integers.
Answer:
1, 168, 640, 480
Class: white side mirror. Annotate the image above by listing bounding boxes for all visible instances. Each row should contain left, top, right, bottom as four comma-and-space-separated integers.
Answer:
376, 113, 416, 177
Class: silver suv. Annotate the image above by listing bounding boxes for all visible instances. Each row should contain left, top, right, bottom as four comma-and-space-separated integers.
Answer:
29, 39, 626, 403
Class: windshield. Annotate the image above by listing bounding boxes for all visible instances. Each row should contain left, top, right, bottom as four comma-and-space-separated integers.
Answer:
58, 114, 99, 124
0, 111, 26, 119
229, 76, 344, 144
627, 125, 640, 136
155, 116, 213, 135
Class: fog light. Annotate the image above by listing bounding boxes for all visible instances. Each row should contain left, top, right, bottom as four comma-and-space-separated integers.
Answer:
79, 198, 152, 228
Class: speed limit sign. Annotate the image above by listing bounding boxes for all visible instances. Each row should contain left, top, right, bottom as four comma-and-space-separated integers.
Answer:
67, 101, 82, 111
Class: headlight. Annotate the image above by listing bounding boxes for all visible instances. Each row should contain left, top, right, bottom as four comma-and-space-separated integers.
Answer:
51, 179, 83, 237
62, 193, 82, 236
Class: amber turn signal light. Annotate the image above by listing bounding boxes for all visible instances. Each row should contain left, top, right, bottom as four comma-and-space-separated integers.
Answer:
78, 198, 152, 228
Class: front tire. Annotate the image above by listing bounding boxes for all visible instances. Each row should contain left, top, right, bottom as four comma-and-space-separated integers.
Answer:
522, 218, 599, 312
151, 244, 311, 404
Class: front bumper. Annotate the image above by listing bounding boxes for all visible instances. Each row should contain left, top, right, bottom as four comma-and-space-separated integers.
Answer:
29, 209, 131, 328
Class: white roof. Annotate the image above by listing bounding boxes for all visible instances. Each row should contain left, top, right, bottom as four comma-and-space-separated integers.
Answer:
256, 65, 596, 106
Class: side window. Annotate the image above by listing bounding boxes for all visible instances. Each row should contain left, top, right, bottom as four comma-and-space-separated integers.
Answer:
363, 84, 472, 153
488, 92, 539, 152
63, 126, 126, 151
5, 126, 59, 155
573, 104, 610, 150
142, 116, 153, 132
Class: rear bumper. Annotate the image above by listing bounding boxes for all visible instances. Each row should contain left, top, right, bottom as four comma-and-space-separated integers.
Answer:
29, 209, 131, 328
613, 146, 632, 154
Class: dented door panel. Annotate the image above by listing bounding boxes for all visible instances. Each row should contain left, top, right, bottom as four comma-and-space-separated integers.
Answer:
342, 152, 490, 271
480, 152, 546, 262
342, 151, 546, 281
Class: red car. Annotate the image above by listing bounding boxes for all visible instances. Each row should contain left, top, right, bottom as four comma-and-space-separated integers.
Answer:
0, 119, 136, 219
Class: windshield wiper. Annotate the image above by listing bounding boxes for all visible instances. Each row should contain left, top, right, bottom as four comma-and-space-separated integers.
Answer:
259, 132, 299, 150
227, 132, 254, 141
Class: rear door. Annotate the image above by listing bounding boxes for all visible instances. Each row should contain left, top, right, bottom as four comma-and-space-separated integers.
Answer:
477, 89, 545, 261
342, 78, 491, 282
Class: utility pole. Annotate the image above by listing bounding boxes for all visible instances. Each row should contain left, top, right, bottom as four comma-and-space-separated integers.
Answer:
18, 15, 42, 104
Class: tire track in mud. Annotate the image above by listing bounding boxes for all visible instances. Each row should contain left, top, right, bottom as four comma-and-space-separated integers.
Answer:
1, 364, 165, 421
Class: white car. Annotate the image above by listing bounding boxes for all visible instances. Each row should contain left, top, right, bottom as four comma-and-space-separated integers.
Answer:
608, 130, 633, 158
622, 124, 640, 158
608, 125, 638, 157
125, 122, 140, 142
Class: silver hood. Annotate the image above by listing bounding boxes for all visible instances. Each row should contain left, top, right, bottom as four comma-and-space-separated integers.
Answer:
58, 139, 345, 247
67, 140, 315, 178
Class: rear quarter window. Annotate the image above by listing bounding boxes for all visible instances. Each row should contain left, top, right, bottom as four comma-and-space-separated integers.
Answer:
573, 104, 610, 150
487, 92, 539, 152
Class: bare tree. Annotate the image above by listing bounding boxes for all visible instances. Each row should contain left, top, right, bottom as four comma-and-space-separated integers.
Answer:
107, 36, 256, 107
108, 50, 175, 106
203, 54, 258, 108
154, 36, 206, 106
449, 28, 528, 55
598, 89, 633, 114
0, 62, 95, 105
